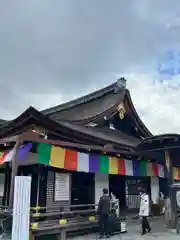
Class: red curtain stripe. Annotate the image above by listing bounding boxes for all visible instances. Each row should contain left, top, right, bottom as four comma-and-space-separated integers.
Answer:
118, 159, 126, 175
152, 163, 158, 176
64, 149, 77, 171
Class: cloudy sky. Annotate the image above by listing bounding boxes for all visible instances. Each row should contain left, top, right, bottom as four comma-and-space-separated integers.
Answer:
0, 0, 180, 134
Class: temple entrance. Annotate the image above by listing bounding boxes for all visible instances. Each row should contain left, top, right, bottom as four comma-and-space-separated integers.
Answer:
109, 175, 126, 209
71, 172, 95, 205
126, 177, 150, 211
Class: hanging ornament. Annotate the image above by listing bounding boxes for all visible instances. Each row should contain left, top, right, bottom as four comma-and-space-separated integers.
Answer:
32, 125, 47, 137
119, 108, 125, 119
117, 103, 126, 120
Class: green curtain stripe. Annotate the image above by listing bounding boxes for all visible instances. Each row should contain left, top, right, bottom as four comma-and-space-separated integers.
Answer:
140, 161, 147, 176
37, 143, 51, 165
99, 155, 109, 173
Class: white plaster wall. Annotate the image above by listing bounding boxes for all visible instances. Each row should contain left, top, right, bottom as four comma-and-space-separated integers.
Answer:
95, 173, 109, 204
151, 177, 159, 204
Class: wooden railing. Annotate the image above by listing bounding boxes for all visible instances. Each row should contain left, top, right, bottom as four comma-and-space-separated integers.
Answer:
0, 204, 99, 239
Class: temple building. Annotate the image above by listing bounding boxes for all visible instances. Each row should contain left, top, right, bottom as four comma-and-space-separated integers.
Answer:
0, 78, 166, 212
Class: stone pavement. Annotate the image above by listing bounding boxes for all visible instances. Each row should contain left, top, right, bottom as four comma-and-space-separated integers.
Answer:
68, 217, 180, 240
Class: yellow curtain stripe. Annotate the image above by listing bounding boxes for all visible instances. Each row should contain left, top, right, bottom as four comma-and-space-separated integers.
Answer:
109, 157, 118, 174
50, 146, 65, 168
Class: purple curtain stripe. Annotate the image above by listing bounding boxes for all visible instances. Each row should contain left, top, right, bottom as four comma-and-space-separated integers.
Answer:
18, 143, 33, 160
132, 160, 139, 176
89, 154, 99, 173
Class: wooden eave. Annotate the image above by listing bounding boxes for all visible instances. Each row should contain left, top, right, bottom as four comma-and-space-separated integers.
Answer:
0, 131, 165, 166
124, 90, 152, 138
0, 107, 109, 146
0, 107, 138, 152
0, 131, 139, 159
137, 134, 180, 152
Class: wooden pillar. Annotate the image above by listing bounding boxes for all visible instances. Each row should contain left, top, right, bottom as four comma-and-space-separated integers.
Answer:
38, 166, 47, 208
6, 165, 11, 206
3, 163, 10, 206
9, 140, 21, 209
35, 166, 40, 209
164, 150, 175, 228
30, 166, 38, 207
165, 151, 173, 190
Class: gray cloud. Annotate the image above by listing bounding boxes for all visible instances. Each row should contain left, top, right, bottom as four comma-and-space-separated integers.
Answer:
0, 0, 179, 119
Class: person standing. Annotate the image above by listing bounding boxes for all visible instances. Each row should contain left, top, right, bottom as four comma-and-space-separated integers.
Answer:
97, 188, 110, 239
110, 192, 119, 217
139, 188, 151, 235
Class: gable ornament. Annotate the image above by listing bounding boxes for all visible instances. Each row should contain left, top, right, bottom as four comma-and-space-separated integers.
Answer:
117, 103, 126, 120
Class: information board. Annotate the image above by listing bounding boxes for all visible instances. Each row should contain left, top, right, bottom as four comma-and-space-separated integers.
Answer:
54, 173, 70, 201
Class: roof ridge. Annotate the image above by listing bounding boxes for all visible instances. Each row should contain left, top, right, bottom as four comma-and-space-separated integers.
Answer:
42, 81, 120, 115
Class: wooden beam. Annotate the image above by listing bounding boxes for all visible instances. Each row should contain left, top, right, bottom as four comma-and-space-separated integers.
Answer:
0, 130, 138, 156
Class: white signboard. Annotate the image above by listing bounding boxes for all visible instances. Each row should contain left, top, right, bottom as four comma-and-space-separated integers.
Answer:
54, 173, 70, 201
12, 176, 31, 240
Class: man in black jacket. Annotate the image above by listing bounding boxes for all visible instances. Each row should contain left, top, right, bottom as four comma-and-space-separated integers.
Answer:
97, 188, 110, 239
